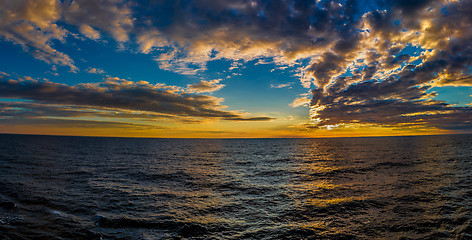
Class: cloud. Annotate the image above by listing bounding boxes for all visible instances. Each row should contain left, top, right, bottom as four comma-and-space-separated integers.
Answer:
132, 0, 361, 76
270, 83, 292, 89
308, 76, 472, 130
62, 0, 133, 42
309, 52, 346, 88
0, 0, 76, 71
434, 74, 472, 87
0, 101, 160, 120
187, 79, 225, 93
290, 94, 311, 108
0, 76, 273, 123
285, 115, 295, 121
222, 117, 275, 121
86, 67, 105, 74
0, 117, 166, 130
79, 24, 100, 40
122, 1, 472, 131
0, 0, 133, 71
285, 0, 472, 131
135, 29, 169, 54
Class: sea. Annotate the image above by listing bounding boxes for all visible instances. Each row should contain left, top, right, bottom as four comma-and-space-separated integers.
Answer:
0, 134, 471, 239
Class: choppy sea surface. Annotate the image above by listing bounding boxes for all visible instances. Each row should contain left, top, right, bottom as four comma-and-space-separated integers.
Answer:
0, 134, 471, 239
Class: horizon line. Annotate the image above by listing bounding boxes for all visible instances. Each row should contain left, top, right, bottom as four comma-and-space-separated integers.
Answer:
1, 132, 471, 140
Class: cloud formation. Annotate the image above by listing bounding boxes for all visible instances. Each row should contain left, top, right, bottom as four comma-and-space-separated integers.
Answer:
271, 83, 293, 89
0, 0, 133, 70
290, 93, 311, 108
187, 79, 225, 93
0, 116, 166, 131
127, 0, 472, 131
0, 77, 273, 123
302, 0, 472, 130
79, 24, 101, 40
0, 0, 75, 70
86, 68, 105, 74
62, 0, 133, 42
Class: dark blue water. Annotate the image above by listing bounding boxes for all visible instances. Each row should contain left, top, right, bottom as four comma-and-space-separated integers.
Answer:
0, 134, 471, 239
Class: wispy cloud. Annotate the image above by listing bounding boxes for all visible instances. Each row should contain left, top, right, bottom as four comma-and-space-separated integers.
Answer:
290, 94, 311, 108
0, 117, 166, 130
86, 67, 105, 74
270, 83, 292, 89
222, 117, 275, 122
79, 24, 101, 40
187, 79, 225, 93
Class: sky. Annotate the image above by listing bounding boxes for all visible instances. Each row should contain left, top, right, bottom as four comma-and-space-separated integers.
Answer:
0, 0, 471, 138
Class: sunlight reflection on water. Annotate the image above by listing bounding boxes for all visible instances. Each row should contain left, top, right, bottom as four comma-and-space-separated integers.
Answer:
0, 135, 471, 239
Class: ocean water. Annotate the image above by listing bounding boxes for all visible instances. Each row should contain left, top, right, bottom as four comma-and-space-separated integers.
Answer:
0, 134, 471, 240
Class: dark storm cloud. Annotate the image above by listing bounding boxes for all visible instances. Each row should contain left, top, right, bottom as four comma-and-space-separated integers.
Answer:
0, 78, 273, 122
